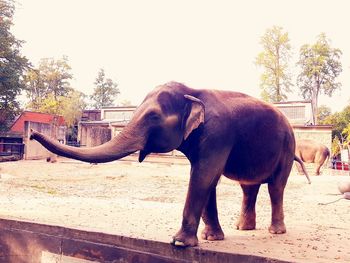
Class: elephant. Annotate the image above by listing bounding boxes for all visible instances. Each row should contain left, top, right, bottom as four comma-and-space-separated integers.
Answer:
338, 181, 350, 194
30, 81, 310, 247
295, 139, 330, 175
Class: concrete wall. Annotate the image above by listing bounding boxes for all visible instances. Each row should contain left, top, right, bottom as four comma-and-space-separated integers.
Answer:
294, 126, 332, 153
0, 218, 289, 263
79, 125, 111, 147
23, 121, 66, 160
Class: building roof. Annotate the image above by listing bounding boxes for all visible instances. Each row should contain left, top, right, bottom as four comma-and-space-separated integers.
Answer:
273, 100, 312, 105
79, 119, 129, 127
0, 131, 23, 139
101, 106, 137, 110
10, 111, 65, 133
293, 124, 333, 130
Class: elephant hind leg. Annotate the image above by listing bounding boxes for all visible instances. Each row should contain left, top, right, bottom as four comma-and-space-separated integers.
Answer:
267, 166, 290, 234
236, 184, 261, 230
201, 185, 224, 241
268, 182, 287, 234
315, 163, 322, 175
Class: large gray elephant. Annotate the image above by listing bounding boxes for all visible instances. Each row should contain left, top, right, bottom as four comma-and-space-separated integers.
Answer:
295, 139, 330, 175
30, 81, 310, 247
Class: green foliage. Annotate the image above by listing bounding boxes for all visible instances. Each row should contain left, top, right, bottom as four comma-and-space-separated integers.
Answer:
317, 105, 332, 124
90, 68, 119, 108
38, 56, 73, 99
24, 57, 86, 128
59, 90, 87, 128
322, 104, 350, 140
331, 136, 341, 157
297, 33, 342, 124
342, 123, 350, 144
27, 90, 86, 128
31, 93, 60, 114
119, 99, 132, 106
0, 0, 29, 130
255, 26, 293, 102
24, 56, 73, 107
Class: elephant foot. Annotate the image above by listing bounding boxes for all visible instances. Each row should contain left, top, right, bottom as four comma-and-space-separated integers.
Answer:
201, 225, 224, 241
171, 230, 198, 247
269, 221, 286, 234
236, 216, 256, 230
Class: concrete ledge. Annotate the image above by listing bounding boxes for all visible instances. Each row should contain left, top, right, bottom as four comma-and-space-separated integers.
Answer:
0, 218, 287, 263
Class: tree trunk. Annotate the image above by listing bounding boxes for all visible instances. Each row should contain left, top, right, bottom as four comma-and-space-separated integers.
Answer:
311, 83, 319, 125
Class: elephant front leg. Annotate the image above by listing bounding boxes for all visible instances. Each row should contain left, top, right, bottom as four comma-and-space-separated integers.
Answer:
236, 184, 260, 230
201, 186, 224, 241
172, 168, 220, 247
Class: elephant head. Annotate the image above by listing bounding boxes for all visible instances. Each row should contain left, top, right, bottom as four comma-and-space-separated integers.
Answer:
30, 82, 205, 163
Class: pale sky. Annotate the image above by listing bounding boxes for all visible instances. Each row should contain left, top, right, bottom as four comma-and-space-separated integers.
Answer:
12, 0, 350, 112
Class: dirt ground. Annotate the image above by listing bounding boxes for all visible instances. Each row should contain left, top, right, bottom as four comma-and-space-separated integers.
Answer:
0, 157, 350, 263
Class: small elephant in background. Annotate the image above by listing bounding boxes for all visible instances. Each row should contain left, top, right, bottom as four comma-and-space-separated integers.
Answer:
295, 139, 330, 175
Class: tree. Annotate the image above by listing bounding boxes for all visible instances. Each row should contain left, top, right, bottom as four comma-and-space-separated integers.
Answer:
59, 90, 87, 128
90, 68, 119, 108
23, 68, 44, 110
0, 0, 29, 130
24, 57, 87, 135
24, 56, 73, 108
331, 136, 341, 157
297, 33, 342, 124
255, 26, 293, 102
317, 105, 332, 124
119, 99, 132, 106
29, 90, 86, 127
39, 56, 72, 100
60, 90, 87, 142
322, 105, 350, 140
30, 89, 87, 142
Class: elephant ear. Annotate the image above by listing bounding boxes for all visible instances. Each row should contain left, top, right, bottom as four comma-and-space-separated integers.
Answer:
183, 94, 205, 140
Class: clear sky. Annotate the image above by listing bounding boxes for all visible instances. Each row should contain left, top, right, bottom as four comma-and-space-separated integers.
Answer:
12, 0, 350, 112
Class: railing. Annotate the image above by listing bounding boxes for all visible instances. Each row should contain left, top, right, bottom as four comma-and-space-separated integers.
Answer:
0, 143, 25, 159
333, 161, 349, 171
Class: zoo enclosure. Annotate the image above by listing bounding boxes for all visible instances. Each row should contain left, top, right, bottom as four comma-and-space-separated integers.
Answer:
0, 142, 25, 158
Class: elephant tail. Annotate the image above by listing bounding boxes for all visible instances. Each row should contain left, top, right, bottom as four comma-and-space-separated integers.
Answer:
325, 147, 331, 167
294, 156, 311, 184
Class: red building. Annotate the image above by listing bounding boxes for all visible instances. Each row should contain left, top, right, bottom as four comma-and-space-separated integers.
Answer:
10, 111, 65, 133
0, 111, 65, 160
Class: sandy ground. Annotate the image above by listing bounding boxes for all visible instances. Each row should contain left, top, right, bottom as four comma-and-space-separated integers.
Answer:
0, 157, 350, 263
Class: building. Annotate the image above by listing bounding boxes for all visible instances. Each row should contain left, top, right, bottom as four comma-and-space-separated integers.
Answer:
0, 131, 24, 160
0, 111, 66, 160
78, 100, 332, 158
274, 101, 332, 151
274, 101, 313, 126
78, 107, 135, 147
10, 111, 65, 133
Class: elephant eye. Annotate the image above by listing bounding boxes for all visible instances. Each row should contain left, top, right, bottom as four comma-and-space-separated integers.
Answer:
147, 111, 161, 122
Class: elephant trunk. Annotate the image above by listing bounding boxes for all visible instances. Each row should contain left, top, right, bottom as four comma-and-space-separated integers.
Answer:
30, 127, 144, 163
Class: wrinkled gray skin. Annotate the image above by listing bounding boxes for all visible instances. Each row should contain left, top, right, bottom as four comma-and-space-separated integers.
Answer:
30, 81, 310, 247
295, 139, 330, 175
